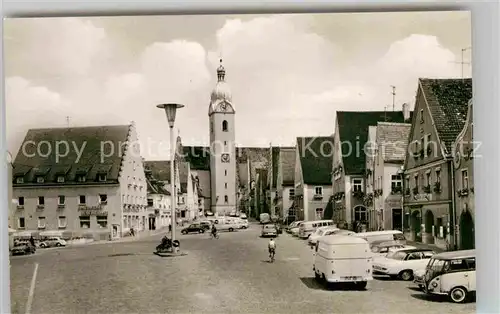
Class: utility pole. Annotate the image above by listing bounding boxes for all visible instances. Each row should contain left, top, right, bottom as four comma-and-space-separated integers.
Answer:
66, 116, 70, 127
390, 85, 396, 111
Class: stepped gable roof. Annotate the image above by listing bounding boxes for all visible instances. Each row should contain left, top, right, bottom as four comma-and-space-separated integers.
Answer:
337, 111, 410, 175
296, 136, 334, 185
376, 122, 412, 162
12, 125, 130, 186
419, 78, 472, 153
280, 147, 296, 186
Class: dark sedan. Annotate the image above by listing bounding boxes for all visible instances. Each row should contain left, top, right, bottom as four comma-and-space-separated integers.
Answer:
181, 223, 206, 235
11, 242, 36, 256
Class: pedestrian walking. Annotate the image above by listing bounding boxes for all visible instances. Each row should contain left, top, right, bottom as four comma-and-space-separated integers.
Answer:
29, 235, 35, 247
168, 224, 172, 233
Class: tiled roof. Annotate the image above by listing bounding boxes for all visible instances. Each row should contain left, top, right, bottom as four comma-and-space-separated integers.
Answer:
337, 111, 411, 175
419, 78, 472, 154
12, 125, 130, 186
376, 122, 412, 162
145, 170, 170, 195
144, 161, 171, 182
280, 147, 296, 186
296, 136, 333, 185
271, 147, 280, 188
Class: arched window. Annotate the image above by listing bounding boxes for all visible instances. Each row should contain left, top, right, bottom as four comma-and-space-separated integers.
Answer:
222, 120, 228, 132
354, 205, 367, 221
224, 195, 228, 203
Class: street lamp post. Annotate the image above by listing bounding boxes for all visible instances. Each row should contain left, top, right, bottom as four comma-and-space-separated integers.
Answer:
157, 103, 184, 254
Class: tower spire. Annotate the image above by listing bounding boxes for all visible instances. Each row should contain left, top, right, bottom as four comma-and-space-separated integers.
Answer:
217, 58, 226, 82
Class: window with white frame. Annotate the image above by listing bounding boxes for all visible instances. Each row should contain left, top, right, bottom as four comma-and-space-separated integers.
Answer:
36, 176, 45, 183
18, 217, 25, 229
289, 188, 295, 199
98, 174, 107, 182
57, 176, 65, 183
419, 109, 424, 123
58, 216, 67, 228
16, 177, 24, 184
58, 195, 65, 205
315, 186, 323, 195
79, 195, 86, 205
353, 179, 363, 192
79, 216, 90, 228
354, 206, 367, 221
38, 217, 46, 229
435, 169, 441, 183
461, 169, 469, 189
391, 175, 402, 189
18, 197, 25, 206
315, 208, 323, 220
97, 215, 108, 228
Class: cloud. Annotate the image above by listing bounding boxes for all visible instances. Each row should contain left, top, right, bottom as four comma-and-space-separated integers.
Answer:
4, 15, 470, 160
5, 77, 72, 156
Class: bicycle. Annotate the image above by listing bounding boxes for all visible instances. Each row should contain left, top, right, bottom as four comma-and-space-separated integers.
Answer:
269, 249, 275, 263
210, 232, 219, 239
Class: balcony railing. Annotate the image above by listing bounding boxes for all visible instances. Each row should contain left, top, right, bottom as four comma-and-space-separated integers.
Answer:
313, 194, 323, 200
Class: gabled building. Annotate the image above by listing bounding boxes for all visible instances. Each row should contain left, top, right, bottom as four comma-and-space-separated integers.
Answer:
402, 78, 472, 250
372, 122, 411, 231
294, 137, 334, 221
12, 123, 148, 240
331, 109, 411, 230
452, 99, 475, 250
276, 147, 296, 222
145, 167, 171, 230
267, 146, 280, 217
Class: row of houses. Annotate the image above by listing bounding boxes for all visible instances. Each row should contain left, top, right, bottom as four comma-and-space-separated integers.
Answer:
8, 123, 204, 240
251, 77, 473, 251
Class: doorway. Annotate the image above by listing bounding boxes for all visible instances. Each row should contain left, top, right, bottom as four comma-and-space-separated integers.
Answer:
392, 208, 403, 231
459, 210, 475, 249
148, 216, 156, 231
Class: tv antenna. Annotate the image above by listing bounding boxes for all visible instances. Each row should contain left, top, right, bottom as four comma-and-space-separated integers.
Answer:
449, 46, 471, 78
390, 86, 396, 111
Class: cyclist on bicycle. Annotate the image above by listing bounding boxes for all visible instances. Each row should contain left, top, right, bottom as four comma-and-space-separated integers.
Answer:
268, 237, 276, 258
211, 224, 218, 238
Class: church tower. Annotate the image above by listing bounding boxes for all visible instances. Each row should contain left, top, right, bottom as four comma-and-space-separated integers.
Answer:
209, 59, 237, 215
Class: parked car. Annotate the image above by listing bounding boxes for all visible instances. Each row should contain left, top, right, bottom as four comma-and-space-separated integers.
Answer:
413, 268, 426, 290
419, 249, 476, 303
217, 221, 239, 232
199, 221, 212, 230
261, 224, 278, 237
237, 219, 249, 229
259, 213, 271, 224
239, 213, 248, 219
286, 221, 302, 233
370, 241, 415, 258
39, 237, 67, 248
290, 223, 302, 237
372, 248, 436, 281
181, 223, 206, 234
11, 242, 36, 256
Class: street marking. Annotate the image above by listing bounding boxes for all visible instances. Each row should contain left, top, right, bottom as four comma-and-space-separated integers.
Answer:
25, 263, 39, 314
285, 257, 300, 261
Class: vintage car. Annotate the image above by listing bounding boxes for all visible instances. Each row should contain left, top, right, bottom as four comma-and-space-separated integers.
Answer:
11, 242, 36, 256
372, 248, 436, 281
181, 223, 206, 234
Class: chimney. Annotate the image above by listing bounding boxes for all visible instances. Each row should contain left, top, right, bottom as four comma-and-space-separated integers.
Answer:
402, 103, 410, 122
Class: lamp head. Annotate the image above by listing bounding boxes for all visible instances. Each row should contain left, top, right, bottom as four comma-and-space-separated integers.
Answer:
157, 103, 185, 128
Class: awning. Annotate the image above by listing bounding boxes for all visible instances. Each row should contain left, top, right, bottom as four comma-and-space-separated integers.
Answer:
14, 231, 33, 237
8, 228, 16, 234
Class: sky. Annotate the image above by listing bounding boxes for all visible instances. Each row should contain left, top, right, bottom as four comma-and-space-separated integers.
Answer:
3, 12, 471, 160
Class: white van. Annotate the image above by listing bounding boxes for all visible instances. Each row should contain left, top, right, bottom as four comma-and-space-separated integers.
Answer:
353, 230, 406, 244
298, 220, 335, 239
313, 235, 373, 289
421, 249, 476, 303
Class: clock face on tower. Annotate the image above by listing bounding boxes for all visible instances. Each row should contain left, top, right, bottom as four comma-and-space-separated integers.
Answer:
221, 153, 230, 163
220, 102, 228, 111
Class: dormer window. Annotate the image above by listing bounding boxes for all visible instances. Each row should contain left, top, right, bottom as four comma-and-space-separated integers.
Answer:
36, 176, 45, 183
98, 174, 107, 182
77, 175, 86, 182
419, 109, 424, 123
16, 177, 24, 184
57, 176, 65, 183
